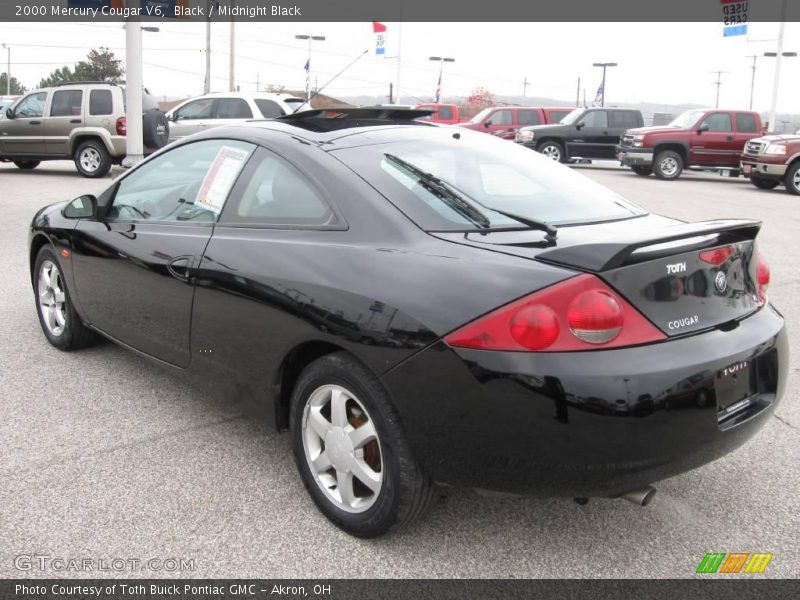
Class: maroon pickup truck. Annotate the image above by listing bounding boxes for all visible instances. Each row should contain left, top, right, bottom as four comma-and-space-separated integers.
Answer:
740, 132, 800, 195
617, 109, 763, 180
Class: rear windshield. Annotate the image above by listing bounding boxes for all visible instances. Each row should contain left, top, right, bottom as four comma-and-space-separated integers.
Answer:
331, 128, 646, 231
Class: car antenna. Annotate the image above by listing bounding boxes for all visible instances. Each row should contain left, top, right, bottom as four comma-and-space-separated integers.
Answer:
294, 49, 369, 113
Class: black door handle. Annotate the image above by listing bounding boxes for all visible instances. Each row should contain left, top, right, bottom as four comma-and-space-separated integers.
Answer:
29, 121, 41, 125
167, 256, 193, 281
726, 135, 734, 141
70, 119, 81, 124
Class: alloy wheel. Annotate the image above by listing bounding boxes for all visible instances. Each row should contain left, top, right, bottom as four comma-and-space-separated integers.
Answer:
660, 156, 678, 177
38, 260, 67, 337
793, 169, 800, 192
79, 147, 102, 173
301, 384, 383, 513
541, 144, 561, 161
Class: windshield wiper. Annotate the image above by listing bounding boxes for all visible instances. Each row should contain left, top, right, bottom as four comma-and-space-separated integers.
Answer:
384, 154, 491, 229
384, 153, 557, 242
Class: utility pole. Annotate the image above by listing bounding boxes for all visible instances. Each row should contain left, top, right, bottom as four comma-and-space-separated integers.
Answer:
395, 21, 403, 104
123, 22, 144, 167
575, 76, 580, 107
522, 76, 528, 98
768, 0, 789, 133
2, 44, 10, 95
204, 1, 211, 93
389, 82, 393, 104
229, 1, 235, 92
710, 70, 727, 108
746, 55, 758, 110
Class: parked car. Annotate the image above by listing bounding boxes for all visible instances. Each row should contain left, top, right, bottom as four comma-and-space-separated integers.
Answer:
166, 92, 306, 143
28, 108, 786, 537
617, 109, 763, 180
412, 103, 463, 125
740, 131, 800, 195
0, 82, 169, 177
516, 107, 644, 162
460, 106, 573, 138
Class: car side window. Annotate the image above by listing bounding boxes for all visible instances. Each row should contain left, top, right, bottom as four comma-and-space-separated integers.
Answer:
701, 113, 732, 132
221, 149, 337, 227
517, 110, 541, 126
580, 110, 608, 128
735, 113, 758, 133
254, 99, 285, 118
89, 89, 113, 115
50, 90, 83, 117
490, 110, 513, 126
108, 140, 256, 223
214, 98, 253, 119
175, 98, 214, 120
14, 92, 47, 118
437, 106, 453, 120
610, 111, 640, 129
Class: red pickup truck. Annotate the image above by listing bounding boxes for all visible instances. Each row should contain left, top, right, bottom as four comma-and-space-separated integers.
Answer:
460, 106, 573, 139
617, 109, 763, 180
413, 103, 463, 125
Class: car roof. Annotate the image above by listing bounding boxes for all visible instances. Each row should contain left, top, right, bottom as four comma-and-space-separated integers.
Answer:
198, 91, 305, 101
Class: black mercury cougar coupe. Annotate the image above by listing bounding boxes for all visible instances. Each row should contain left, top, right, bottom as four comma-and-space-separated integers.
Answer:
28, 108, 787, 537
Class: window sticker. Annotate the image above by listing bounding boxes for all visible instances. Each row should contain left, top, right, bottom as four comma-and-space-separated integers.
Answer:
195, 146, 251, 214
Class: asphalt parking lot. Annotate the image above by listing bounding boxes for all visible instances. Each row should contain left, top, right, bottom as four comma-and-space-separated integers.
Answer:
1, 160, 798, 579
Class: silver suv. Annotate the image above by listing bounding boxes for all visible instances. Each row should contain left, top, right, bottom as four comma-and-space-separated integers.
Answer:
0, 82, 169, 177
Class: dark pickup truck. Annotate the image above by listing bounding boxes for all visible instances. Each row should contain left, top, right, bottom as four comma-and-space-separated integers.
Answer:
515, 107, 644, 162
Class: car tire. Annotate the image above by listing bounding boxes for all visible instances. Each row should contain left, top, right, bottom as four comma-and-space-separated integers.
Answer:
290, 351, 434, 537
14, 160, 41, 170
631, 166, 652, 176
653, 150, 684, 180
74, 140, 111, 178
536, 140, 566, 163
142, 110, 170, 149
784, 162, 800, 196
750, 176, 779, 190
33, 246, 97, 351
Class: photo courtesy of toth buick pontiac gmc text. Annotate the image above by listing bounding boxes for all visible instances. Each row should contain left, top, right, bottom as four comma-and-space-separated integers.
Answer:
27, 108, 787, 537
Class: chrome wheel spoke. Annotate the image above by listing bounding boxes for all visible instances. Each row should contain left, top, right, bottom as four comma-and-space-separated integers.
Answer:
53, 289, 65, 304
54, 307, 66, 327
351, 459, 381, 494
336, 470, 356, 506
311, 450, 332, 473
307, 408, 331, 440
348, 420, 377, 449
37, 260, 67, 336
45, 305, 58, 331
330, 388, 348, 427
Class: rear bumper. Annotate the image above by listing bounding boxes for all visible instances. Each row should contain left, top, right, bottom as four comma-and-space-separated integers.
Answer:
617, 146, 654, 166
740, 158, 787, 178
382, 305, 787, 497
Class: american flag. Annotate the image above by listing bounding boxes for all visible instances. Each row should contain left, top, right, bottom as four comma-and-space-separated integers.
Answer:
434, 70, 442, 103
304, 58, 310, 99
592, 83, 604, 107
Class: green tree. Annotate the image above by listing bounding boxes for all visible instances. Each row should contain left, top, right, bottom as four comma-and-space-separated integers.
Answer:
0, 72, 26, 95
38, 47, 125, 88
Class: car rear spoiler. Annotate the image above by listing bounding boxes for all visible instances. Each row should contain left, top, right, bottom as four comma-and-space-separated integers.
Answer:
536, 219, 762, 272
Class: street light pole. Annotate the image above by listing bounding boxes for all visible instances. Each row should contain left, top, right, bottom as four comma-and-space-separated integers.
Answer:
592, 62, 617, 107
204, 1, 211, 94
746, 55, 758, 110
767, 0, 791, 133
1, 44, 9, 96
429, 56, 454, 103
295, 34, 326, 103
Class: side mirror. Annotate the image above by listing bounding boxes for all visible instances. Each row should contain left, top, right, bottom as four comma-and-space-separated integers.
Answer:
5, 108, 14, 119
697, 123, 710, 133
168, 113, 179, 122
575, 122, 584, 130
483, 121, 491, 128
63, 195, 97, 219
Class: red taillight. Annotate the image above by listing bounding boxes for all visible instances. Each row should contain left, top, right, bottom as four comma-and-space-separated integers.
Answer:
567, 289, 623, 344
444, 274, 665, 352
757, 253, 770, 303
699, 245, 734, 265
116, 116, 127, 136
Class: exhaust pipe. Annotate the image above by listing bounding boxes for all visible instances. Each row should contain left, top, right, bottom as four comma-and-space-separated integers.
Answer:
621, 486, 657, 506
